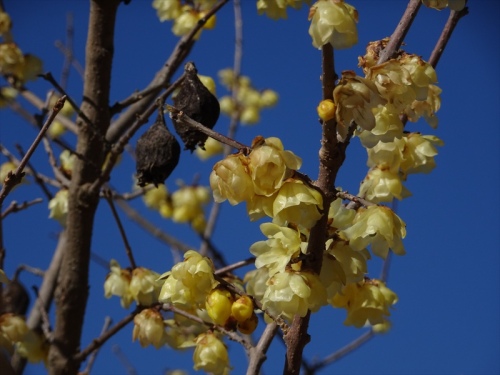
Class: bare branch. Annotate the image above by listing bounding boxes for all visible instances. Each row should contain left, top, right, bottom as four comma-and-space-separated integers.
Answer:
246, 322, 278, 375
80, 317, 113, 375
103, 188, 137, 269
168, 106, 250, 152
377, 0, 422, 64
114, 197, 193, 253
0, 96, 66, 206
1, 198, 43, 219
74, 309, 140, 363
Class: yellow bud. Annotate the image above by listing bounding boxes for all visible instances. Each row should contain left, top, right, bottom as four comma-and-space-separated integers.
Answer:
206, 288, 234, 326
231, 295, 254, 323
317, 99, 336, 121
237, 312, 258, 335
201, 12, 217, 30
47, 121, 66, 138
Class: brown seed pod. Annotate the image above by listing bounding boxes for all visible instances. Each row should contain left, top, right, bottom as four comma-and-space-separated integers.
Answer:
136, 108, 181, 187
172, 61, 220, 152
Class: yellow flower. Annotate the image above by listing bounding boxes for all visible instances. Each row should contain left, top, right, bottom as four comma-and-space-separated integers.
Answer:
365, 60, 415, 113
0, 12, 12, 35
367, 139, 405, 174
59, 150, 76, 177
197, 74, 217, 96
15, 329, 48, 364
171, 185, 210, 226
195, 137, 223, 161
257, 0, 289, 20
327, 197, 356, 230
143, 184, 169, 211
405, 84, 441, 128
357, 104, 404, 148
262, 270, 327, 322
400, 133, 443, 176
259, 89, 279, 107
399, 54, 437, 101
158, 250, 217, 308
104, 259, 133, 308
244, 268, 269, 302
48, 189, 69, 226
334, 70, 385, 140
273, 179, 323, 229
422, 0, 466, 11
0, 42, 24, 77
326, 239, 369, 284
172, 6, 201, 38
317, 99, 336, 121
231, 295, 254, 323
193, 332, 231, 375
359, 166, 410, 203
210, 153, 254, 205
248, 137, 302, 196
129, 267, 162, 306
341, 205, 406, 258
332, 279, 397, 328
206, 288, 234, 326
153, 0, 182, 21
250, 223, 306, 276
132, 308, 166, 348
0, 86, 17, 108
0, 313, 28, 349
308, 0, 358, 49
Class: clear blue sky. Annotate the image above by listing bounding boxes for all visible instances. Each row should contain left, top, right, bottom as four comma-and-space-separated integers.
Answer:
1, 1, 499, 374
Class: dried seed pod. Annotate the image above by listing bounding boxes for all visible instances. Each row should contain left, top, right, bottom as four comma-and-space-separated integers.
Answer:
0, 279, 30, 316
136, 108, 181, 187
172, 61, 220, 151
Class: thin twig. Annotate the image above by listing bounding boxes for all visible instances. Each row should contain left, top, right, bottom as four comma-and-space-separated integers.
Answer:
113, 197, 193, 253
59, 12, 75, 89
111, 345, 138, 375
17, 89, 78, 133
74, 308, 141, 363
304, 330, 375, 374
1, 198, 43, 219
103, 188, 137, 269
168, 106, 250, 152
377, 0, 422, 65
15, 144, 54, 200
80, 316, 113, 375
246, 322, 278, 375
0, 96, 66, 206
32, 286, 53, 342
55, 40, 85, 79
336, 191, 377, 207
214, 257, 255, 276
428, 6, 469, 68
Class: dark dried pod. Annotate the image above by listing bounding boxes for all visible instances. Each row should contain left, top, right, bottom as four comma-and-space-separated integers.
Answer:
0, 279, 30, 316
172, 61, 220, 151
136, 108, 181, 187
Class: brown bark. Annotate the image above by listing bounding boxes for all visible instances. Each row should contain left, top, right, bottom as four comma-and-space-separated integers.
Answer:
47, 1, 120, 374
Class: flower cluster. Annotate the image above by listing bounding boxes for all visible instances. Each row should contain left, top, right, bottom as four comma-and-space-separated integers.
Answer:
142, 183, 211, 233
152, 0, 217, 39
0, 313, 48, 364
104, 260, 162, 308
308, 0, 358, 50
257, 0, 310, 20
218, 68, 279, 125
0, 12, 42, 85
211, 136, 323, 229
332, 278, 398, 328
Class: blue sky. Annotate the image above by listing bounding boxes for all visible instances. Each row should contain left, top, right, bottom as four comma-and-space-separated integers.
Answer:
1, 1, 499, 374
